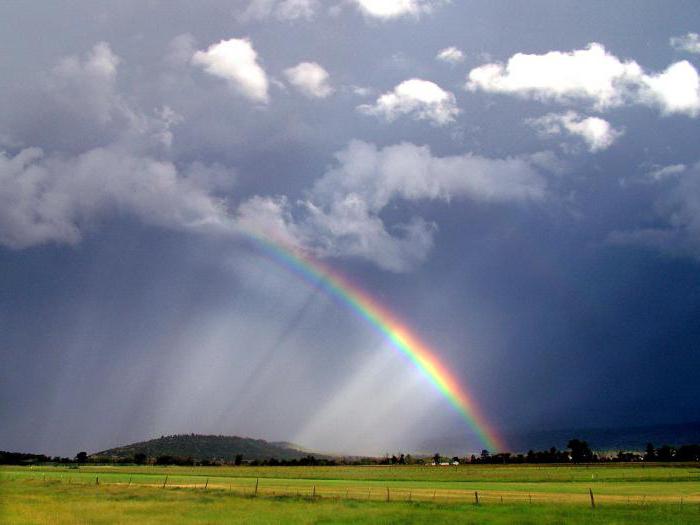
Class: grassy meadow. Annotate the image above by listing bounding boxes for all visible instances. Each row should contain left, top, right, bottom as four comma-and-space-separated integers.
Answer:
2, 463, 699, 523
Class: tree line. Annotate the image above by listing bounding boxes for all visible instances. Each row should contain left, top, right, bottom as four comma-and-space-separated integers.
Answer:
2, 439, 699, 466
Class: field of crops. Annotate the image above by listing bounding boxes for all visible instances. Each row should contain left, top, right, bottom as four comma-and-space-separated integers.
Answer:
2, 463, 699, 523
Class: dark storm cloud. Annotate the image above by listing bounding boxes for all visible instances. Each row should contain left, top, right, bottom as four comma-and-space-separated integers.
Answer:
1, 0, 699, 456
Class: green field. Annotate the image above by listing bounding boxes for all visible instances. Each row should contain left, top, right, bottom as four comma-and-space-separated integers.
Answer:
2, 464, 699, 523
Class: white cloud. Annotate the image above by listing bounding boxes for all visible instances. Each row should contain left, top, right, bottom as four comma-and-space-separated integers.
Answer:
192, 38, 269, 103
358, 79, 460, 126
283, 62, 333, 98
528, 111, 623, 152
671, 32, 700, 54
647, 163, 687, 180
639, 61, 700, 116
467, 43, 700, 116
436, 46, 465, 64
352, 0, 445, 19
0, 147, 232, 249
236, 140, 548, 271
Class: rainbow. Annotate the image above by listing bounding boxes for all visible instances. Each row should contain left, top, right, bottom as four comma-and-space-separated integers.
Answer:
240, 230, 505, 452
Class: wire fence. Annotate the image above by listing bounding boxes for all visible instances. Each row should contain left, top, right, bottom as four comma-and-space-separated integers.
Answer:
2, 472, 699, 508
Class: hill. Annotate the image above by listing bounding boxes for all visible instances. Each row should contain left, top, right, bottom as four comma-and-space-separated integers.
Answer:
93, 434, 314, 462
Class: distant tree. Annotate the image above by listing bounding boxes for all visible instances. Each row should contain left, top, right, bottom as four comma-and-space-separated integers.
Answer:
398, 454, 406, 465
567, 439, 593, 463
656, 445, 675, 462
76, 452, 88, 463
234, 454, 243, 466
644, 443, 656, 461
156, 455, 175, 465
451, 456, 459, 464
133, 452, 147, 465
433, 453, 441, 465
481, 449, 490, 461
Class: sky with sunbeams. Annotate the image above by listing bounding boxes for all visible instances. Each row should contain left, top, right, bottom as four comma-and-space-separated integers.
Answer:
1, 0, 699, 457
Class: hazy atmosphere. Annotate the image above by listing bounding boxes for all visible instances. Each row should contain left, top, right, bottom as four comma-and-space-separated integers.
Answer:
2, 0, 700, 458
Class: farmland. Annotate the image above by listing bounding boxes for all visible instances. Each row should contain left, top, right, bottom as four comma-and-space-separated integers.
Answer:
2, 463, 699, 523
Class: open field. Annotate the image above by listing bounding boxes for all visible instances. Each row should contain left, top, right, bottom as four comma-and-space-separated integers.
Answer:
2, 464, 700, 523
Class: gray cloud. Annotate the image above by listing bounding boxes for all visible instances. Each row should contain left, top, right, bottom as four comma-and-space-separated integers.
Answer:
609, 162, 700, 259
237, 140, 548, 271
0, 146, 232, 249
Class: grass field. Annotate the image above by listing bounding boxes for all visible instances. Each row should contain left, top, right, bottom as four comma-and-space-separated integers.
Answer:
2, 464, 699, 523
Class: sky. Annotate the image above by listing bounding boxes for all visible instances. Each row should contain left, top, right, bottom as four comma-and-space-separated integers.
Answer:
1, 0, 700, 457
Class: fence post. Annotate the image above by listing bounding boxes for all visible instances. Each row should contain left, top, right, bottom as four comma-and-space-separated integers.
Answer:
386, 487, 390, 502
255, 478, 259, 497
95, 476, 99, 486
474, 491, 479, 505
128, 475, 132, 487
204, 478, 208, 490
312, 485, 316, 498
589, 488, 595, 509
162, 475, 168, 489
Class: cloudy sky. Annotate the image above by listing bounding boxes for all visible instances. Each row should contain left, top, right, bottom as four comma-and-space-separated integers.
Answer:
2, 0, 700, 457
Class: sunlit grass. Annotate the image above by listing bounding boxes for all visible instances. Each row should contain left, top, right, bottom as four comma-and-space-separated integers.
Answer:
2, 479, 699, 525
2, 464, 699, 523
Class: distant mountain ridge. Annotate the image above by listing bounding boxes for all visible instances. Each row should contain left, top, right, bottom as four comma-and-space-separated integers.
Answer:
93, 434, 314, 461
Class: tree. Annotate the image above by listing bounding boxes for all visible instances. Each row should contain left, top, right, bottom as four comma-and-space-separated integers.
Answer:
433, 453, 441, 465
134, 452, 147, 465
234, 454, 243, 466
644, 443, 656, 461
567, 439, 593, 463
76, 451, 88, 463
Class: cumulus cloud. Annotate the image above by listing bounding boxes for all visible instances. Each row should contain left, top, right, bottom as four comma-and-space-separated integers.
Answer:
239, 0, 319, 21
638, 61, 700, 116
0, 147, 231, 249
192, 38, 269, 103
283, 62, 333, 98
352, 0, 445, 19
467, 43, 700, 116
436, 46, 465, 64
671, 32, 700, 54
48, 41, 122, 125
236, 140, 548, 271
528, 111, 623, 152
358, 79, 460, 126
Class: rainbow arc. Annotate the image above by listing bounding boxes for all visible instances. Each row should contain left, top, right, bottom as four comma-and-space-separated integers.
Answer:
241, 230, 505, 452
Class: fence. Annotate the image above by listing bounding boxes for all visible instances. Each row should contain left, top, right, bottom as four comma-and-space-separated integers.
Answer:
2, 471, 698, 508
